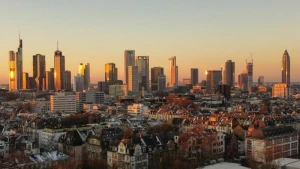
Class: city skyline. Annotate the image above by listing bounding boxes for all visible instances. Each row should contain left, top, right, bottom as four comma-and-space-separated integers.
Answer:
1, 1, 300, 84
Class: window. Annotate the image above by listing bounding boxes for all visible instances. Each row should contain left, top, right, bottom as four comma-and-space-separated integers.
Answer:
291, 142, 297, 149
221, 141, 223, 145
292, 150, 297, 156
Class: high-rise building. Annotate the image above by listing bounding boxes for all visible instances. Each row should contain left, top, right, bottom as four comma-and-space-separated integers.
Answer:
282, 50, 290, 87
272, 83, 290, 99
74, 74, 84, 92
135, 56, 149, 91
224, 60, 235, 87
169, 56, 178, 87
246, 58, 253, 90
221, 65, 226, 85
124, 50, 135, 85
128, 66, 138, 92
76, 92, 86, 112
50, 92, 76, 114
45, 68, 55, 91
28, 77, 35, 89
63, 71, 71, 91
158, 74, 166, 91
151, 67, 164, 91
9, 51, 16, 91
78, 63, 90, 90
22, 72, 29, 89
16, 37, 23, 90
191, 68, 198, 86
97, 81, 106, 92
54, 46, 65, 90
33, 54, 46, 91
105, 63, 118, 94
238, 73, 248, 91
258, 76, 264, 86
206, 70, 222, 94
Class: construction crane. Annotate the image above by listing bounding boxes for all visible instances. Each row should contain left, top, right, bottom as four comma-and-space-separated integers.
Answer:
246, 53, 253, 63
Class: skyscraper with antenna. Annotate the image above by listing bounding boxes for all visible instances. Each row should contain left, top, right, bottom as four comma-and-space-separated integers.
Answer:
54, 42, 65, 90
9, 32, 23, 91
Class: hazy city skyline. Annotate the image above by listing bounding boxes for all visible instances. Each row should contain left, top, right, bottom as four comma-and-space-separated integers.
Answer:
1, 1, 300, 84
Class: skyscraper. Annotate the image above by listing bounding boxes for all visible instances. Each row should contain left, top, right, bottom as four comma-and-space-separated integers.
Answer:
128, 66, 138, 92
206, 70, 222, 94
22, 72, 29, 89
169, 56, 178, 87
78, 63, 90, 90
16, 37, 23, 90
158, 74, 166, 91
191, 68, 198, 86
63, 71, 71, 91
135, 56, 149, 91
33, 54, 46, 91
9, 51, 16, 91
282, 50, 290, 87
258, 76, 264, 86
224, 60, 235, 87
97, 81, 106, 92
246, 58, 253, 89
54, 47, 65, 90
45, 68, 55, 91
124, 50, 135, 85
151, 67, 164, 91
238, 73, 248, 91
74, 74, 84, 92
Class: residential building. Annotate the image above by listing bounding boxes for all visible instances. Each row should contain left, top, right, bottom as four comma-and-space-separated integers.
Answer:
191, 68, 198, 86
151, 67, 164, 91
169, 56, 178, 87
78, 63, 90, 90
246, 125, 298, 163
224, 60, 235, 87
33, 54, 46, 91
109, 85, 128, 97
282, 50, 290, 87
124, 50, 135, 85
127, 103, 148, 116
272, 83, 290, 99
50, 92, 76, 114
107, 139, 148, 169
206, 70, 222, 94
136, 56, 149, 91
128, 66, 139, 92
40, 128, 67, 151
54, 48, 65, 90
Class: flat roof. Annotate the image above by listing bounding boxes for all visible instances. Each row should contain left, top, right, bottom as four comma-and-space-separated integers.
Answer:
202, 163, 249, 169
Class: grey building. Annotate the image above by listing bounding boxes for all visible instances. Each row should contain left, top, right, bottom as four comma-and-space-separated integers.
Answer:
224, 60, 235, 87
191, 68, 198, 86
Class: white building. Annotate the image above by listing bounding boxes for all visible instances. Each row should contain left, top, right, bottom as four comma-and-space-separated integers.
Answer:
107, 139, 148, 169
50, 92, 76, 114
40, 128, 67, 150
127, 103, 148, 116
128, 66, 139, 92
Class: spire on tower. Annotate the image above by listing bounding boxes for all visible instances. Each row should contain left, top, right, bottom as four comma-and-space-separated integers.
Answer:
57, 41, 59, 51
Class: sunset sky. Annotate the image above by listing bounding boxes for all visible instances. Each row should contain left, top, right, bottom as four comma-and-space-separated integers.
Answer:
1, 0, 300, 84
